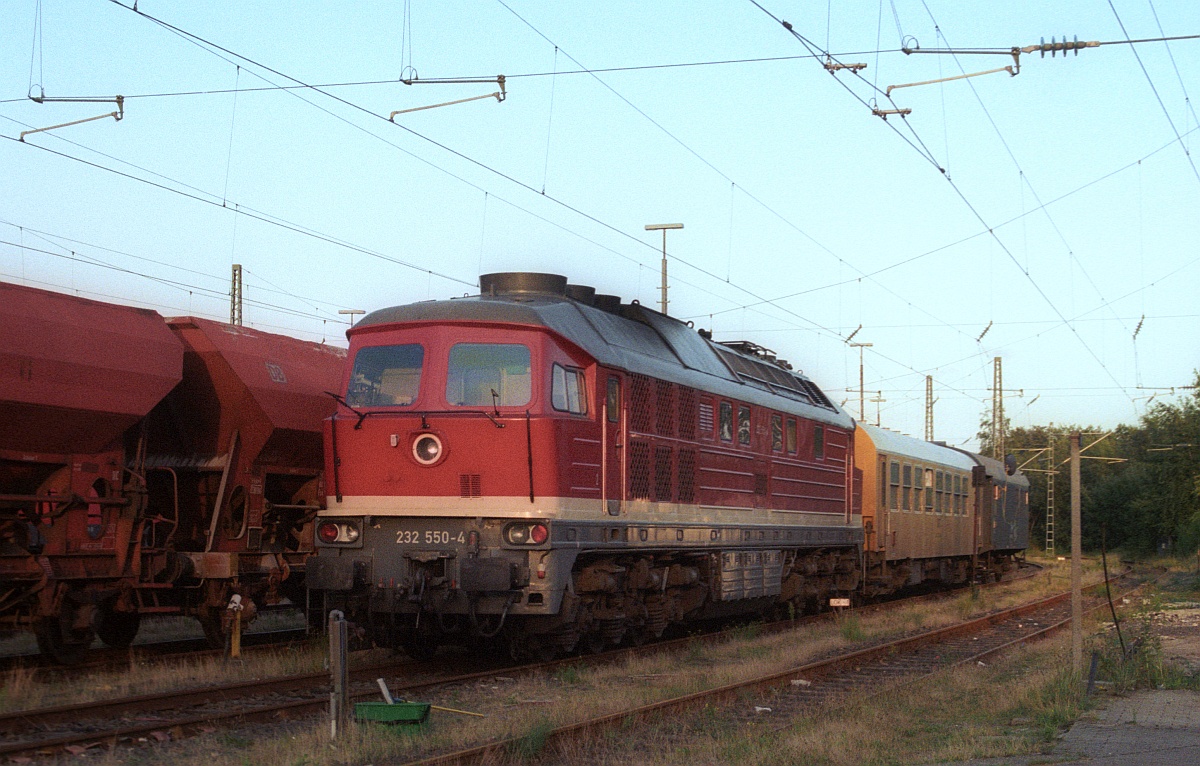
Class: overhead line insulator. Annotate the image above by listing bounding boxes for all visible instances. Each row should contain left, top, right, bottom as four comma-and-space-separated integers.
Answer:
1022, 36, 1100, 58
824, 59, 867, 73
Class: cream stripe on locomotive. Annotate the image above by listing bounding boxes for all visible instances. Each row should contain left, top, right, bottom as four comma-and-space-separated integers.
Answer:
323, 494, 856, 526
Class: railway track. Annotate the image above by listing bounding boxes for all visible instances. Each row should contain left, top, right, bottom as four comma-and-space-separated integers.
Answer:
404, 567, 1154, 765
0, 627, 311, 680
0, 562, 1080, 761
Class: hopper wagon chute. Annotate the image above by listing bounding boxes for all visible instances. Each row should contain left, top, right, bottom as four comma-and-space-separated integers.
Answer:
142, 317, 345, 644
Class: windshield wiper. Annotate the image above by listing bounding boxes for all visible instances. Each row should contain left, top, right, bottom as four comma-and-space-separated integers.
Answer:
325, 391, 369, 429
485, 389, 506, 428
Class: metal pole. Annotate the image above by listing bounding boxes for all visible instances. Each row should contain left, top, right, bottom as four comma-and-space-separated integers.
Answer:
645, 223, 683, 315
859, 346, 865, 421
1070, 431, 1083, 674
848, 343, 872, 421
660, 229, 668, 315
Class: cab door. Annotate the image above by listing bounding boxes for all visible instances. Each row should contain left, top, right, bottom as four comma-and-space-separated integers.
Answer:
601, 372, 625, 515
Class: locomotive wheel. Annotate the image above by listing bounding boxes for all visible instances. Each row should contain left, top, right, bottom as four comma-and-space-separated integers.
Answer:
94, 606, 141, 649
402, 633, 438, 660
34, 617, 93, 665
582, 631, 606, 654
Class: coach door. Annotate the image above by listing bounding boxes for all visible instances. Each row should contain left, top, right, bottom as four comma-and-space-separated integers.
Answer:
601, 372, 625, 516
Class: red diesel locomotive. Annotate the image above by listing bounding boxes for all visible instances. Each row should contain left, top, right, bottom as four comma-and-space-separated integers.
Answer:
0, 283, 344, 662
310, 272, 1029, 659
310, 272, 866, 659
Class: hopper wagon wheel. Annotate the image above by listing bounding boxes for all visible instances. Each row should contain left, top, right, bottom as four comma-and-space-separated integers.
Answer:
34, 617, 94, 665
94, 602, 141, 649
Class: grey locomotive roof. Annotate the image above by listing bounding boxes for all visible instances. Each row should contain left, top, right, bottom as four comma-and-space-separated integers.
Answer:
858, 423, 978, 471
354, 293, 853, 429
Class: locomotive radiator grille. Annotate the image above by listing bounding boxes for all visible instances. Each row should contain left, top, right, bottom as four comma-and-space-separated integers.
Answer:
653, 446, 673, 501
677, 449, 696, 503
677, 387, 698, 440
630, 374, 652, 432
654, 380, 675, 437
630, 441, 651, 499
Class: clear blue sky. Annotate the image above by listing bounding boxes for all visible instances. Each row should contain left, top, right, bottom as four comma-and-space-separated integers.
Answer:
2, 0, 1197, 448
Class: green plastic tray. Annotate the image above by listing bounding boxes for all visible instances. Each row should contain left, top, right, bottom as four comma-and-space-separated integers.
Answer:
355, 701, 431, 724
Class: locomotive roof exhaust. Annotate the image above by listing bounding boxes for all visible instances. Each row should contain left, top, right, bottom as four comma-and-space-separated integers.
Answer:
479, 272, 628, 314
480, 272, 568, 297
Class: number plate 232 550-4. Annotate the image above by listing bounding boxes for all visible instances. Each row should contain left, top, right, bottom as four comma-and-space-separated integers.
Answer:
395, 529, 466, 545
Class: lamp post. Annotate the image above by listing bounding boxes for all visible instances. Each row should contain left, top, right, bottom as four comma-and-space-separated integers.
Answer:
645, 223, 683, 315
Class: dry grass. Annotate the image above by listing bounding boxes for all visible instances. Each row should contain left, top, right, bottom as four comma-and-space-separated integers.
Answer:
22, 558, 1128, 764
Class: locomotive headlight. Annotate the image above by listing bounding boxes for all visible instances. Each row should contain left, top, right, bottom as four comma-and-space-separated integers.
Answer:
412, 433, 443, 466
504, 522, 549, 545
317, 520, 361, 545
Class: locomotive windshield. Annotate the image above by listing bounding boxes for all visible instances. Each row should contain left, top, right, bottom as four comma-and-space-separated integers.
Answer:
446, 343, 531, 407
346, 344, 424, 406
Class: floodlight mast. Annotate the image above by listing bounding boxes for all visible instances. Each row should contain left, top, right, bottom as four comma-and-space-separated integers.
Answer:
645, 223, 683, 315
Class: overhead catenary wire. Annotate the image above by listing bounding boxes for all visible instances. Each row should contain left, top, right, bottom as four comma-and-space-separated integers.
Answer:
686, 119, 1200, 323
909, 0, 1135, 342
0, 238, 347, 326
8, 2, 1191, 439
0, 217, 399, 317
0, 50, 923, 105
1105, 0, 1200, 185
4, 131, 476, 290
491, 0, 978, 347
97, 0, 884, 350
746, 0, 1141, 410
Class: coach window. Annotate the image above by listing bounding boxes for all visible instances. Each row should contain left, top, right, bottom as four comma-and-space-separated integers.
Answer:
902, 464, 912, 510
935, 470, 944, 514
924, 468, 935, 511
551, 364, 588, 415
912, 465, 922, 511
878, 456, 888, 509
785, 419, 798, 454
447, 343, 531, 407
606, 377, 620, 422
719, 402, 733, 441
889, 460, 901, 510
347, 343, 424, 407
813, 425, 825, 460
737, 405, 752, 445
771, 415, 784, 452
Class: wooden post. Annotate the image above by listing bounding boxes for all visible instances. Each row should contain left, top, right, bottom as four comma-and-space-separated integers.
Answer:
329, 610, 349, 738
1070, 431, 1083, 675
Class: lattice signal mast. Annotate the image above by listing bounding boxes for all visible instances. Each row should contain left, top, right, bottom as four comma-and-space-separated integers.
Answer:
924, 375, 934, 442
1045, 436, 1056, 555
992, 357, 1004, 459
230, 264, 243, 326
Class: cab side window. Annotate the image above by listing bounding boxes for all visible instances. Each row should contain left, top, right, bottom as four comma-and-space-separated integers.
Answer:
551, 364, 588, 414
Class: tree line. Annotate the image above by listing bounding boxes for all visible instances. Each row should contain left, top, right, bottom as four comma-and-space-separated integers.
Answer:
977, 373, 1200, 557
